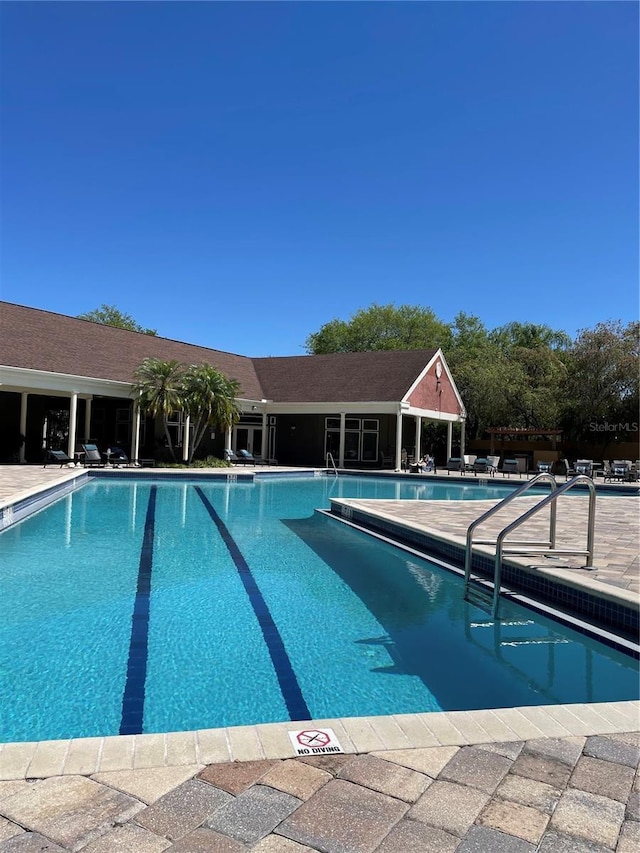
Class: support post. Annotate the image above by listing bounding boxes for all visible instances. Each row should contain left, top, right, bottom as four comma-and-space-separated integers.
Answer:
84, 397, 92, 443
19, 392, 28, 463
182, 415, 190, 463
67, 393, 78, 459
415, 415, 422, 462
339, 413, 346, 468
446, 421, 453, 462
395, 409, 403, 471
131, 402, 141, 464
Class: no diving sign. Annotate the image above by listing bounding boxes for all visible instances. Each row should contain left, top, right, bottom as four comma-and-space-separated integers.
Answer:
288, 727, 344, 756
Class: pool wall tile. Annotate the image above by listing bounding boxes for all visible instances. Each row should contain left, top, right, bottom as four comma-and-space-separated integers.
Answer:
364, 716, 413, 751
326, 501, 639, 641
165, 732, 198, 767
99, 735, 135, 772
420, 713, 467, 746
0, 472, 87, 530
490, 709, 545, 740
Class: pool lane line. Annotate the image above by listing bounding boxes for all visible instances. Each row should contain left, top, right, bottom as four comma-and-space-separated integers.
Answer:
120, 485, 157, 735
194, 486, 311, 722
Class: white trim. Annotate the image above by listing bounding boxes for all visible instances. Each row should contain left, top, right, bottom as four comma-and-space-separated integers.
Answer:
403, 349, 467, 418
0, 366, 132, 398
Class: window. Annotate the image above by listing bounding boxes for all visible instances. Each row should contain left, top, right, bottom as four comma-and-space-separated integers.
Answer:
323, 417, 379, 463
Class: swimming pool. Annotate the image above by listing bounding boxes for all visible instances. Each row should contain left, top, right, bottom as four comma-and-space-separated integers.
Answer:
1, 475, 637, 742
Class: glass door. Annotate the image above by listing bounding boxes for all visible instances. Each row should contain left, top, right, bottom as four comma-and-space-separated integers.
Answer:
233, 425, 263, 456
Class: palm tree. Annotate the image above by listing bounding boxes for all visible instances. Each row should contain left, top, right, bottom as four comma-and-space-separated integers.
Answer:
132, 358, 185, 461
181, 364, 241, 463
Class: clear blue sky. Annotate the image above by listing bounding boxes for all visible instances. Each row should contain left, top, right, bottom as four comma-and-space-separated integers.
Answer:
1, 1, 637, 356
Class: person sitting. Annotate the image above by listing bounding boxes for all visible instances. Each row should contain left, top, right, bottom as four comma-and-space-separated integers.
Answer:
419, 454, 435, 472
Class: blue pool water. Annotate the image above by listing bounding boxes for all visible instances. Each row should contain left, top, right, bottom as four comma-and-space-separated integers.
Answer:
1, 475, 637, 742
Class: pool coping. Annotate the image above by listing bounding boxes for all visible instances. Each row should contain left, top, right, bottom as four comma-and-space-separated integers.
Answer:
0, 469, 638, 781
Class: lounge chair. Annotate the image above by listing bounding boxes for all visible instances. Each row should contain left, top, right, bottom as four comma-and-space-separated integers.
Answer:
237, 449, 257, 465
44, 449, 73, 467
224, 449, 241, 464
500, 459, 520, 478
106, 447, 130, 467
472, 457, 489, 474
446, 457, 463, 475
254, 454, 277, 466
561, 459, 577, 479
81, 443, 105, 467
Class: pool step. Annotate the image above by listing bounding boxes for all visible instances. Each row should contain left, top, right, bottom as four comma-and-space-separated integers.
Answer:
465, 579, 495, 613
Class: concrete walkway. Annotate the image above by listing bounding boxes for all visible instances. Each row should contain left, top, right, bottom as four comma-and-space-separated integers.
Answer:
0, 465, 638, 852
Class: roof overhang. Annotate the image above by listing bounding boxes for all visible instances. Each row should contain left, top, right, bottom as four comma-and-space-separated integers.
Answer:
0, 366, 133, 399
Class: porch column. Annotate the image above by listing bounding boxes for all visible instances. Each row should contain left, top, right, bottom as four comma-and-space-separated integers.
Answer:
84, 398, 92, 443
446, 421, 453, 461
414, 415, 422, 461
182, 415, 190, 462
338, 413, 346, 468
225, 426, 232, 452
262, 411, 268, 457
19, 392, 28, 463
395, 409, 403, 471
131, 402, 141, 463
460, 419, 466, 459
67, 392, 78, 459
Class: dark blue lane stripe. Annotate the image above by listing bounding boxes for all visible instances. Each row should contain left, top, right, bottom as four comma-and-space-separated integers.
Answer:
194, 486, 311, 722
120, 485, 157, 735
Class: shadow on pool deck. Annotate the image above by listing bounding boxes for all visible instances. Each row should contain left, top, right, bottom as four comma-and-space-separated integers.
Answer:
0, 464, 638, 852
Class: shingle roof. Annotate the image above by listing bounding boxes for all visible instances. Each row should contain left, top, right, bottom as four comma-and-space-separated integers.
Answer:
254, 350, 437, 403
1, 302, 437, 405
0, 302, 263, 399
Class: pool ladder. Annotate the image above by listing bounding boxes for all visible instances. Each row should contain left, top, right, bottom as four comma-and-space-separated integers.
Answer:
325, 452, 339, 477
464, 473, 596, 617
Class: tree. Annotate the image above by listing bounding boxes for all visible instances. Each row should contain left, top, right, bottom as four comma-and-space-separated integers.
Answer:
78, 304, 157, 335
305, 303, 453, 354
560, 320, 640, 450
181, 364, 241, 463
132, 359, 186, 461
132, 358, 242, 463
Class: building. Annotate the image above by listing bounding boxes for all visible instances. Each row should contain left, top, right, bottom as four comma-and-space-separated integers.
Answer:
0, 302, 466, 468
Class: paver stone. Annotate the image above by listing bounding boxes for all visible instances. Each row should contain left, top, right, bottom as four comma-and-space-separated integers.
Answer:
79, 822, 171, 852
408, 779, 489, 837
197, 760, 279, 794
166, 827, 247, 852
550, 788, 626, 849
374, 818, 459, 853
0, 832, 67, 852
337, 753, 430, 802
455, 824, 536, 852
134, 778, 233, 841
204, 784, 301, 845
583, 736, 640, 769
0, 775, 144, 851
276, 778, 408, 853
569, 755, 635, 802
438, 745, 511, 794
477, 797, 549, 843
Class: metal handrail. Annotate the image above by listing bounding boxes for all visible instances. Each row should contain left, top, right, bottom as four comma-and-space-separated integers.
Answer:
465, 473, 597, 616
464, 473, 558, 588
325, 452, 338, 477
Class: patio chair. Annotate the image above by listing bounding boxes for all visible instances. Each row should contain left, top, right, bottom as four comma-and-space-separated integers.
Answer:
560, 459, 577, 479
486, 455, 500, 476
575, 459, 593, 478
237, 449, 257, 465
463, 454, 477, 472
81, 443, 105, 467
536, 460, 554, 475
224, 449, 241, 464
43, 449, 73, 467
610, 460, 632, 482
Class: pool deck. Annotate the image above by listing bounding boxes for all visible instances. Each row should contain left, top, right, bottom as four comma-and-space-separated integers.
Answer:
0, 464, 638, 852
